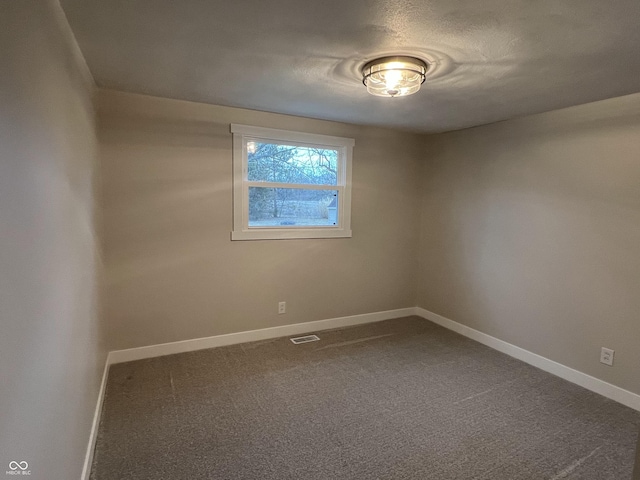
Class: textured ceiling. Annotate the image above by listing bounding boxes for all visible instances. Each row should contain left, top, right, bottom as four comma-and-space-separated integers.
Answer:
61, 0, 640, 133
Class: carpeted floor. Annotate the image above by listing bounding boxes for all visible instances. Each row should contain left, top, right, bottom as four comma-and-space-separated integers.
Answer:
90, 316, 640, 479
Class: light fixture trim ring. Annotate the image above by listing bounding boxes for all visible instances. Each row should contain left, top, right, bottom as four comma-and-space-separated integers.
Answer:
362, 55, 429, 78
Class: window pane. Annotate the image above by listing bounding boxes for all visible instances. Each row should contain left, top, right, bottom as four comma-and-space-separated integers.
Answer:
247, 141, 338, 186
248, 187, 339, 227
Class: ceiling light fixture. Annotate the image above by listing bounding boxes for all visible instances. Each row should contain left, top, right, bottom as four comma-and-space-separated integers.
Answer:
362, 56, 428, 97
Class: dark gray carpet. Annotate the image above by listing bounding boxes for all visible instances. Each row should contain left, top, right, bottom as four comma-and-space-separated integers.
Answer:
90, 316, 640, 479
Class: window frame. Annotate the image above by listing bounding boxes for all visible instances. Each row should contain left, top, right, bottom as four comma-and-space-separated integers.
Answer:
231, 124, 354, 241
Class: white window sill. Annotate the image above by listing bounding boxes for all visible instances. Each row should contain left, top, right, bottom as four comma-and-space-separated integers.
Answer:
231, 228, 352, 241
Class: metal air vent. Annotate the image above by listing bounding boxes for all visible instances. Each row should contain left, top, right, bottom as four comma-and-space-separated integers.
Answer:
290, 334, 320, 344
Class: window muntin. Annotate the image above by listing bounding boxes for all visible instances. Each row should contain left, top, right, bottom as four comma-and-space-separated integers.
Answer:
231, 125, 354, 240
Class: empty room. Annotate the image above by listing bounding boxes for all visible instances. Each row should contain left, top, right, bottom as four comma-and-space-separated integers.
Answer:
2, 0, 640, 479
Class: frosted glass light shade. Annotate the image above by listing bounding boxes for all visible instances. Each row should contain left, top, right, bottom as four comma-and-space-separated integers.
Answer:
362, 56, 428, 97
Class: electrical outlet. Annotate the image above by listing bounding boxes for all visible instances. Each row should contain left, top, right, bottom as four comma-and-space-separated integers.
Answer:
600, 347, 614, 366
278, 301, 286, 314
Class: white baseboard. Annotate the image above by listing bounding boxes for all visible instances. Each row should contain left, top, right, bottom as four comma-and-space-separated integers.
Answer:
108, 307, 416, 365
81, 356, 110, 480
414, 307, 640, 412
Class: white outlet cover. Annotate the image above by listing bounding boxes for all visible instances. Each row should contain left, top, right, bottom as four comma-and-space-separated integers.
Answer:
600, 347, 614, 366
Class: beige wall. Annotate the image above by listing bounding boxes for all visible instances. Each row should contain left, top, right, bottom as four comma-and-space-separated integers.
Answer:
418, 93, 640, 395
98, 90, 422, 350
0, 2, 104, 479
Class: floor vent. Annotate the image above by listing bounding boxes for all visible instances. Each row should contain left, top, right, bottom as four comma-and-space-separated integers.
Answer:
290, 334, 320, 345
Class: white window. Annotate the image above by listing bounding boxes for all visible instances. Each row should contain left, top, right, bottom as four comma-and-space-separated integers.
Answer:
231, 124, 354, 240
